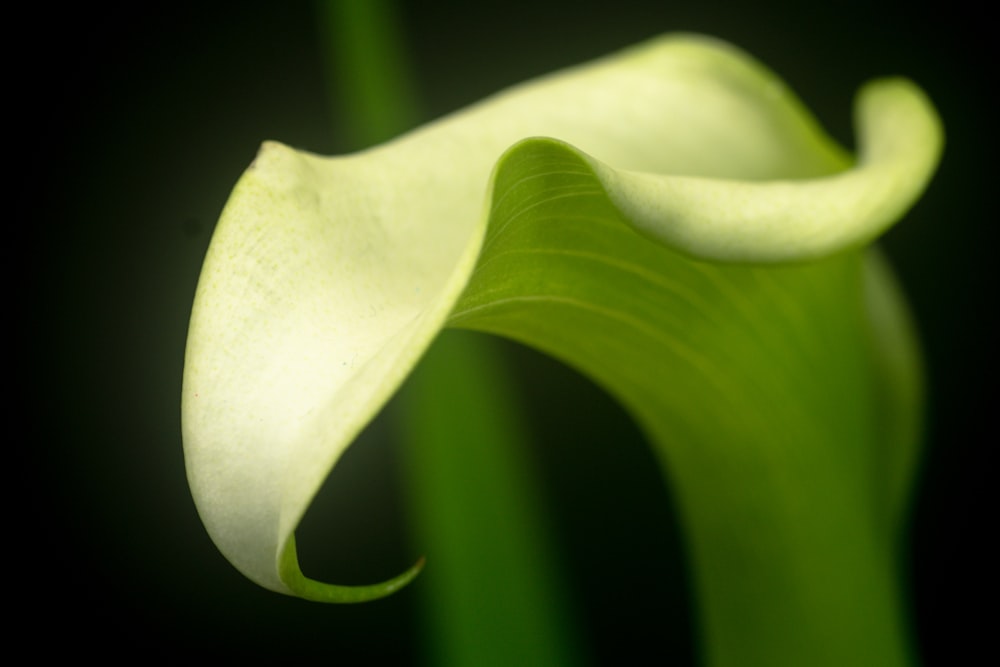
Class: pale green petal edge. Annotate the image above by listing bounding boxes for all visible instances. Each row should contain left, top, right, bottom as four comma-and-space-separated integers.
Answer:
181, 33, 941, 598
599, 78, 941, 261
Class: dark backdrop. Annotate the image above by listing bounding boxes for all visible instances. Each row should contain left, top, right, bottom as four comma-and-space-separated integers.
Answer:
28, 1, 992, 662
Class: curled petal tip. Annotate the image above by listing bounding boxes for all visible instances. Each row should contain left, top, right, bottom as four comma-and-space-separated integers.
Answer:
279, 535, 425, 603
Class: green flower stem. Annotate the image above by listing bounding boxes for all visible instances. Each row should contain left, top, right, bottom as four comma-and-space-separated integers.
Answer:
317, 0, 419, 147
399, 331, 586, 666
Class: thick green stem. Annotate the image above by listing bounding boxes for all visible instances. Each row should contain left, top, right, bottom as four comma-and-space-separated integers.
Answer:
651, 424, 913, 666
656, 252, 922, 667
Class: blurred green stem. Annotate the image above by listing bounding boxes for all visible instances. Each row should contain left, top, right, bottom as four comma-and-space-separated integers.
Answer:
400, 331, 585, 666
317, 0, 419, 147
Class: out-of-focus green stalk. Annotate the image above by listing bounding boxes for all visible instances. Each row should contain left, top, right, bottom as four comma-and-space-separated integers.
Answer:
400, 331, 586, 666
316, 0, 419, 147
316, 2, 585, 663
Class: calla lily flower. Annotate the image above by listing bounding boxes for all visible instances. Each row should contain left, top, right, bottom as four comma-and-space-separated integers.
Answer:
183, 32, 940, 662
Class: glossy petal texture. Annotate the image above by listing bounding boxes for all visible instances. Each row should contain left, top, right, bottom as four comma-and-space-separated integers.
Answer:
182, 34, 941, 599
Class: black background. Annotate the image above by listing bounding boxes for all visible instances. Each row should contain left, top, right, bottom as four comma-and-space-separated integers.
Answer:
27, 1, 992, 662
